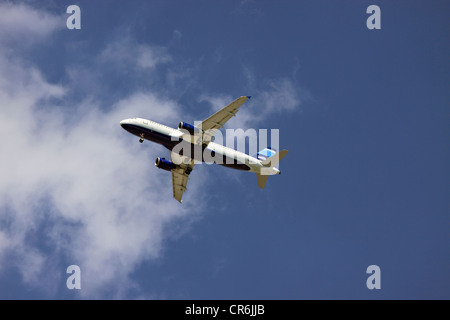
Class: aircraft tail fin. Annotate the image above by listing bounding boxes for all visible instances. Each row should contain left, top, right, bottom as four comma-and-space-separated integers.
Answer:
256, 149, 289, 189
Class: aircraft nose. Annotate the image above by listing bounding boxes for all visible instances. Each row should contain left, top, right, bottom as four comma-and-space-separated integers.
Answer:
120, 119, 131, 128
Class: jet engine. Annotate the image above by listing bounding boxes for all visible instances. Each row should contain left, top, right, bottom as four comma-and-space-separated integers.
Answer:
155, 157, 177, 171
178, 122, 200, 135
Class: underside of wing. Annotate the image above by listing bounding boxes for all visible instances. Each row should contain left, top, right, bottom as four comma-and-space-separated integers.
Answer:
196, 96, 251, 145
171, 152, 197, 203
172, 169, 189, 203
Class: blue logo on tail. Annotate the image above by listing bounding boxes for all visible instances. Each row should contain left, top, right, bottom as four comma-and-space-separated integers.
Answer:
256, 148, 276, 161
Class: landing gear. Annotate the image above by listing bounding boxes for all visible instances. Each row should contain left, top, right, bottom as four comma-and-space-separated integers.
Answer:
185, 167, 192, 175
139, 133, 145, 143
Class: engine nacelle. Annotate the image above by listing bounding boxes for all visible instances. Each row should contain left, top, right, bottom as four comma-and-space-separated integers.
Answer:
155, 157, 177, 171
178, 122, 200, 135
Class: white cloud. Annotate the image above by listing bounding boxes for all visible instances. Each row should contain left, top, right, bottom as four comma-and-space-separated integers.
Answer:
112, 92, 180, 124
0, 2, 62, 44
0, 79, 211, 296
0, 4, 204, 298
98, 36, 171, 72
137, 45, 171, 69
0, 65, 199, 296
199, 77, 305, 131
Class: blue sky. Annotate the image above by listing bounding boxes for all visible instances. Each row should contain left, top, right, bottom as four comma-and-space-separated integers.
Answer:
0, 0, 448, 299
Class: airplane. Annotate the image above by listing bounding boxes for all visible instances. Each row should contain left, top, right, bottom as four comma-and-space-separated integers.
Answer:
120, 96, 288, 203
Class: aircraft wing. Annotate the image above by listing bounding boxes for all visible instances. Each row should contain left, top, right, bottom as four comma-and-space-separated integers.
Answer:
196, 96, 251, 146
171, 152, 197, 203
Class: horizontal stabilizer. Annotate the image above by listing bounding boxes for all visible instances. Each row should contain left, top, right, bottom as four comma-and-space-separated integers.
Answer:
261, 149, 289, 167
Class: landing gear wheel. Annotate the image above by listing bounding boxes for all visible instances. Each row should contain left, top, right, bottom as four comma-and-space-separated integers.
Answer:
139, 133, 145, 143
185, 167, 192, 175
